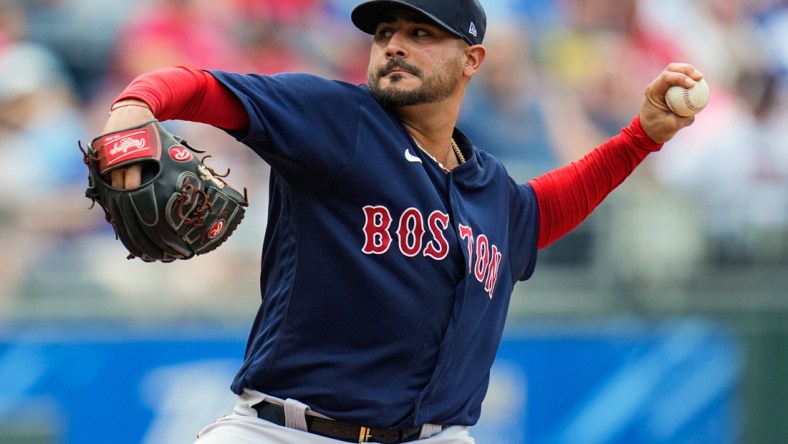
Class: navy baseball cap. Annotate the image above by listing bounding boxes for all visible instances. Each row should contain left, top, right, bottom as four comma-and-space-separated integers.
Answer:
351, 0, 487, 46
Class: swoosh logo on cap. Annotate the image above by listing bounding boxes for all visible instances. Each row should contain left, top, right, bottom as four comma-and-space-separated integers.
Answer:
404, 149, 422, 164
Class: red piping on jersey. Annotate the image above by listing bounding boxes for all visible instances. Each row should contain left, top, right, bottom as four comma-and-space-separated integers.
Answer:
114, 68, 663, 251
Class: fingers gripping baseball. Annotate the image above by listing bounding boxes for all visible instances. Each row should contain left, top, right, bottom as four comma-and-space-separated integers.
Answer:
640, 63, 708, 144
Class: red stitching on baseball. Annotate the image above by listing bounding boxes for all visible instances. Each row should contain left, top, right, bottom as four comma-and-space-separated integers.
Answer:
682, 89, 700, 111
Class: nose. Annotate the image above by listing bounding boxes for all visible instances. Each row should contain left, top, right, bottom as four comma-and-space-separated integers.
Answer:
385, 31, 408, 59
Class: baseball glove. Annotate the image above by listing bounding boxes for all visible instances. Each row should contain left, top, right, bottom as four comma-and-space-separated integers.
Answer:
80, 120, 248, 262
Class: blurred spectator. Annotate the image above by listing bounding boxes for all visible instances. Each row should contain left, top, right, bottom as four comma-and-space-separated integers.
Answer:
753, 1, 788, 85
229, 0, 354, 77
112, 0, 250, 82
638, 0, 769, 89
0, 42, 95, 300
541, 0, 683, 136
652, 66, 788, 264
458, 22, 558, 179
640, 0, 788, 264
18, 0, 135, 99
0, 0, 25, 48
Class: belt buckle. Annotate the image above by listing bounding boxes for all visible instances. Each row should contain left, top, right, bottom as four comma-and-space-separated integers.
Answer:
358, 426, 373, 442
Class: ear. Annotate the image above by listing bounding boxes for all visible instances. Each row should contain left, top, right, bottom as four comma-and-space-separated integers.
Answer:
463, 44, 487, 78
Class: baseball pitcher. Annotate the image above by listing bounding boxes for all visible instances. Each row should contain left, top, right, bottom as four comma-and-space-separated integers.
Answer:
85, 0, 703, 442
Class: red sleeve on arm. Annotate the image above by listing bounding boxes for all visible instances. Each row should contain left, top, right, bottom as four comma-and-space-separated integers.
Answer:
528, 116, 663, 249
113, 66, 249, 130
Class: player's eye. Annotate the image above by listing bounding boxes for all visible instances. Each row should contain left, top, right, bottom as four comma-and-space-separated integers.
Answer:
374, 28, 394, 40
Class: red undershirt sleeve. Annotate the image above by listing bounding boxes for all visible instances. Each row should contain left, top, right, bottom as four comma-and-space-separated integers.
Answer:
113, 66, 248, 131
528, 115, 663, 249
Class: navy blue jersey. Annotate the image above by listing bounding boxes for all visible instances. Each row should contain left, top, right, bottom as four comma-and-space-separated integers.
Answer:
209, 71, 540, 429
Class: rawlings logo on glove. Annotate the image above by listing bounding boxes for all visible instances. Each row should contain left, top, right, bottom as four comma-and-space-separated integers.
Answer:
80, 120, 249, 262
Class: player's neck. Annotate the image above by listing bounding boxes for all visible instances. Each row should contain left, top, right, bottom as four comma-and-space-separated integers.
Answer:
396, 101, 460, 165
403, 125, 460, 171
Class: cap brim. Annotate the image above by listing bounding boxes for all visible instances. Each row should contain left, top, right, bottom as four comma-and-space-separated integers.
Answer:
351, 0, 465, 42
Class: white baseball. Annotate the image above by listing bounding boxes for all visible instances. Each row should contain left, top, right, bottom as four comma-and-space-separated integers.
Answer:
665, 78, 710, 117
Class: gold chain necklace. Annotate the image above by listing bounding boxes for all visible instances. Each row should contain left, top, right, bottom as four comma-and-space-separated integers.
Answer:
412, 137, 465, 172
451, 138, 466, 164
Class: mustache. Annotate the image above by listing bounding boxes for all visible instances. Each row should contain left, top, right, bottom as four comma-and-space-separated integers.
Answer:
378, 58, 421, 77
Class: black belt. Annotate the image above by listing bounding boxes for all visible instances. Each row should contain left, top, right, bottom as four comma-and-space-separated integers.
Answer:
253, 400, 427, 443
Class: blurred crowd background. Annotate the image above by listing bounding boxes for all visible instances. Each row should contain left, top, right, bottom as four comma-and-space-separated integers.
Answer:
0, 0, 787, 442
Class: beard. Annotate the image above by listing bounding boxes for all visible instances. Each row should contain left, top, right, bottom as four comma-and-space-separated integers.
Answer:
368, 57, 462, 108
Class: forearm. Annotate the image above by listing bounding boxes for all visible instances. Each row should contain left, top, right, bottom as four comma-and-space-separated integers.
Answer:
529, 115, 663, 249
113, 66, 248, 130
